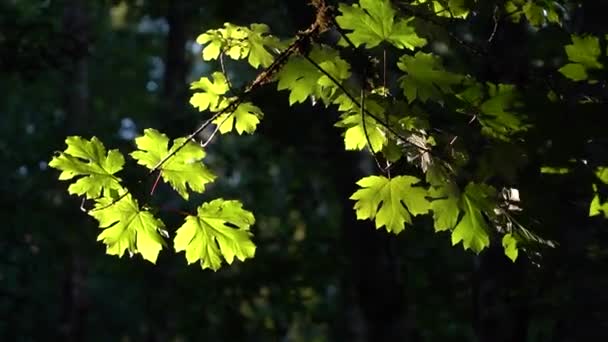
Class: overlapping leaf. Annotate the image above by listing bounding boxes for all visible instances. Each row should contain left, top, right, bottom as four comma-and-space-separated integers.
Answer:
189, 72, 230, 112
276, 45, 351, 105
196, 23, 283, 68
336, 0, 427, 50
174, 199, 256, 271
426, 166, 460, 232
131, 129, 216, 200
451, 183, 496, 253
350, 175, 430, 234
397, 52, 464, 103
90, 194, 166, 263
335, 99, 387, 151
458, 83, 528, 140
414, 0, 472, 19
49, 136, 124, 199
559, 35, 603, 81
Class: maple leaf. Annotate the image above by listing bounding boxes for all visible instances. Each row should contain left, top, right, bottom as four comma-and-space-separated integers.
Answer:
426, 166, 460, 232
276, 45, 351, 105
451, 183, 496, 253
174, 199, 256, 271
336, 0, 427, 49
130, 129, 216, 200
559, 35, 603, 82
213, 101, 263, 135
458, 83, 528, 140
49, 136, 124, 199
336, 113, 386, 151
196, 23, 283, 68
189, 72, 230, 112
90, 194, 166, 264
397, 52, 464, 103
350, 175, 430, 234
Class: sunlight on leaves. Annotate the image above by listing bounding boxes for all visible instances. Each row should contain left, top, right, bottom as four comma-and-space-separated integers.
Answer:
131, 129, 216, 200
174, 199, 256, 271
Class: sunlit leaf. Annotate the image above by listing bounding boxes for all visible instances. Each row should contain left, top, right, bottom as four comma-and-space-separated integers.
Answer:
502, 233, 519, 262
189, 72, 230, 112
350, 175, 430, 234
90, 194, 166, 263
336, 0, 427, 49
49, 136, 124, 199
214, 101, 263, 134
451, 183, 495, 253
397, 52, 464, 103
174, 199, 256, 271
131, 129, 215, 200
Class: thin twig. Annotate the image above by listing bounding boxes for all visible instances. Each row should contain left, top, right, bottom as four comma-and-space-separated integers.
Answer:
301, 53, 431, 154
359, 88, 385, 172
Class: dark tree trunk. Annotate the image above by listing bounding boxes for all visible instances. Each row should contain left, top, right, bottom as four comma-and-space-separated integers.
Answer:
161, 1, 191, 137
59, 1, 92, 340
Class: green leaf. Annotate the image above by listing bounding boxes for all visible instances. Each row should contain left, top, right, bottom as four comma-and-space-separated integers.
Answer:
350, 175, 430, 234
522, 2, 544, 26
590, 167, 608, 218
131, 129, 216, 200
336, 0, 427, 50
335, 99, 387, 151
559, 35, 603, 81
174, 199, 256, 271
49, 136, 124, 199
502, 233, 519, 262
558, 63, 589, 81
414, 0, 471, 19
276, 45, 351, 105
459, 83, 528, 140
189, 72, 230, 112
565, 35, 603, 69
90, 194, 166, 264
426, 166, 460, 232
196, 23, 283, 68
213, 101, 263, 134
397, 52, 464, 103
451, 183, 495, 253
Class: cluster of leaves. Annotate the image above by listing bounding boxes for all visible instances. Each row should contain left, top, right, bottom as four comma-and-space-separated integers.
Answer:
51, 0, 607, 268
50, 131, 256, 270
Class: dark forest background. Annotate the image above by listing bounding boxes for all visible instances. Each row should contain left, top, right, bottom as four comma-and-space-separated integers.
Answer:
1, 0, 607, 341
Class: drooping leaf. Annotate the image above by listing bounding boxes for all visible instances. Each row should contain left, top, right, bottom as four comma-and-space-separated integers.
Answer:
90, 194, 166, 264
502, 233, 519, 262
174, 199, 256, 271
335, 99, 387, 151
189, 72, 230, 112
426, 166, 460, 232
49, 136, 124, 199
397, 52, 464, 103
276, 45, 350, 105
336, 0, 427, 50
213, 101, 263, 134
130, 129, 216, 200
350, 175, 430, 234
451, 183, 496, 253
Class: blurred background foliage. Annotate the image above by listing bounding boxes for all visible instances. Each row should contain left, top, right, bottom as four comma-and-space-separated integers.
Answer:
1, 0, 607, 341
